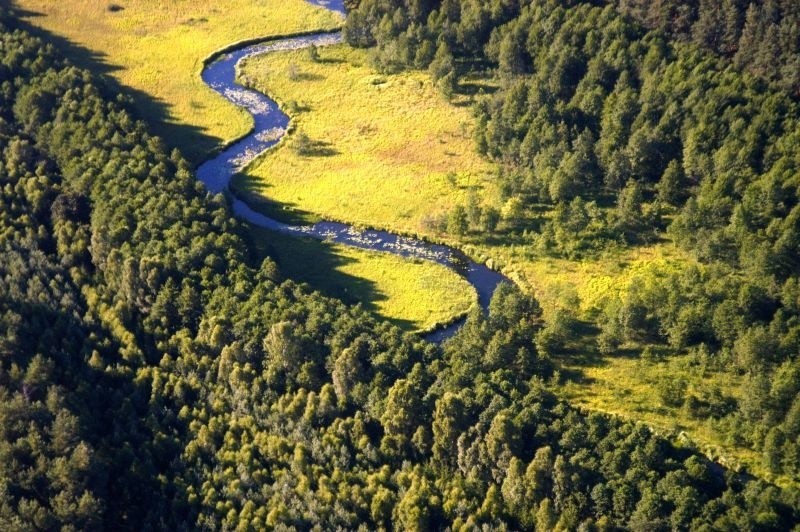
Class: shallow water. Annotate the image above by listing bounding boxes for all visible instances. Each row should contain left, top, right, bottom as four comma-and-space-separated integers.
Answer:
305, 0, 346, 15
196, 5, 509, 342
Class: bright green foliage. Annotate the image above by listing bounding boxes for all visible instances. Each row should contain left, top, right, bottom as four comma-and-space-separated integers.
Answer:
346, 0, 800, 487
1, 3, 799, 531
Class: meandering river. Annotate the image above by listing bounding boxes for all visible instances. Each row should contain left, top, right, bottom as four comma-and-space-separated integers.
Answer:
197, 0, 509, 342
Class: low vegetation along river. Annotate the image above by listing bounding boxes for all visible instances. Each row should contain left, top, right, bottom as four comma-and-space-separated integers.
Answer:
197, 0, 508, 342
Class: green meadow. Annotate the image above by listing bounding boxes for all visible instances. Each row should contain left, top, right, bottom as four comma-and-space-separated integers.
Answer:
13, 0, 343, 164
234, 43, 499, 237
249, 228, 477, 333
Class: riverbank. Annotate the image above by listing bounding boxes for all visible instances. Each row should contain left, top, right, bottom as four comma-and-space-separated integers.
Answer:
197, 32, 505, 341
14, 0, 343, 165
248, 227, 477, 333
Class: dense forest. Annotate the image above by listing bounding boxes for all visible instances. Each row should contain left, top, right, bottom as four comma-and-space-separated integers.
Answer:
611, 0, 800, 96
345, 0, 800, 493
1, 2, 799, 531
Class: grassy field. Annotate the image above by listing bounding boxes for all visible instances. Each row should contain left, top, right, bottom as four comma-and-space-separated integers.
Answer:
249, 228, 477, 332
500, 243, 776, 480
12, 0, 477, 341
12, 0, 343, 164
233, 41, 770, 474
462, 240, 682, 314
507, 242, 787, 484
234, 44, 498, 237
555, 351, 789, 484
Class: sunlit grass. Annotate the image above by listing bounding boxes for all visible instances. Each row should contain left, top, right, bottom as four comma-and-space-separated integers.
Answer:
234, 41, 769, 475
234, 44, 498, 237
558, 354, 777, 483
465, 238, 784, 480
16, 0, 779, 483
15, 0, 475, 337
13, 0, 343, 164
250, 228, 477, 333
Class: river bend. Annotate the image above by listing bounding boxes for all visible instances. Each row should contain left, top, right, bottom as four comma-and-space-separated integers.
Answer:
197, 0, 509, 342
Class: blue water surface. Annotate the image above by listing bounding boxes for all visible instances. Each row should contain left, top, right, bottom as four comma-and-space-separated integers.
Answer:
196, 3, 509, 342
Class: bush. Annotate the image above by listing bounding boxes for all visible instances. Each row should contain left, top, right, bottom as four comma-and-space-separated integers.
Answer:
657, 377, 688, 408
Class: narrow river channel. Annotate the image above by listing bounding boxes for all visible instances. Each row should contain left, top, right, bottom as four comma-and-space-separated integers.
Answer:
196, 0, 509, 342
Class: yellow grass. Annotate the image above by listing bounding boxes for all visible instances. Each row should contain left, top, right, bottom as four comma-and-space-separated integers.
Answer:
235, 44, 498, 236
558, 355, 779, 483
16, 0, 780, 483
251, 228, 477, 332
494, 242, 684, 315
13, 0, 343, 164
14, 0, 474, 339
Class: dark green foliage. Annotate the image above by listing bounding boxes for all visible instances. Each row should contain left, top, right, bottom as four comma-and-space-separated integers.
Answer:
611, 0, 800, 96
346, 0, 800, 487
1, 4, 798, 530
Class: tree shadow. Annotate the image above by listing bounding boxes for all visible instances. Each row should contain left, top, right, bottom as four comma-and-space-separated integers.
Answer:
6, 1, 221, 166
245, 226, 416, 332
291, 71, 325, 82
294, 136, 339, 157
560, 366, 594, 384
317, 56, 346, 65
548, 320, 612, 385
449, 82, 498, 107
285, 61, 324, 83
284, 101, 313, 114
230, 172, 321, 226
456, 81, 498, 97
450, 95, 474, 108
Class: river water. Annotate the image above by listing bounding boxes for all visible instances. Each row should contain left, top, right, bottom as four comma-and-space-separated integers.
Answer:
196, 1, 509, 342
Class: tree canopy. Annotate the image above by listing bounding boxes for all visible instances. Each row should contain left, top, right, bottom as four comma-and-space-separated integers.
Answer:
0, 3, 798, 529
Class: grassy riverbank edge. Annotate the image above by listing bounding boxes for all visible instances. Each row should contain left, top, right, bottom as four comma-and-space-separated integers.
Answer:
201, 28, 481, 335
224, 84, 515, 279
223, 44, 787, 484
246, 227, 479, 333
197, 26, 344, 166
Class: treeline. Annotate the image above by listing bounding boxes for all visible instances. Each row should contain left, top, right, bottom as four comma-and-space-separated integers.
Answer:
611, 0, 800, 96
0, 10, 415, 528
343, 0, 799, 266
1, 5, 798, 531
343, 0, 800, 483
346, 0, 800, 95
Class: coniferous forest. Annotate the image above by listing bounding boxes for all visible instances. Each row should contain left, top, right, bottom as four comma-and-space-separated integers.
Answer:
2, 0, 800, 530
347, 0, 800, 491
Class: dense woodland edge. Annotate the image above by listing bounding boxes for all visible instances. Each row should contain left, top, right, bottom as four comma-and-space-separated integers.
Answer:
344, 0, 800, 489
0, 1, 799, 531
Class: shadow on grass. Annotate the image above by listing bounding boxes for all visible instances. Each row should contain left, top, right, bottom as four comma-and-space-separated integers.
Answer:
230, 172, 322, 225
450, 96, 474, 109
246, 226, 416, 332
295, 137, 339, 157
285, 101, 313, 113
6, 0, 220, 166
550, 320, 608, 384
291, 71, 325, 82
317, 56, 346, 65
560, 367, 593, 384
456, 81, 498, 97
